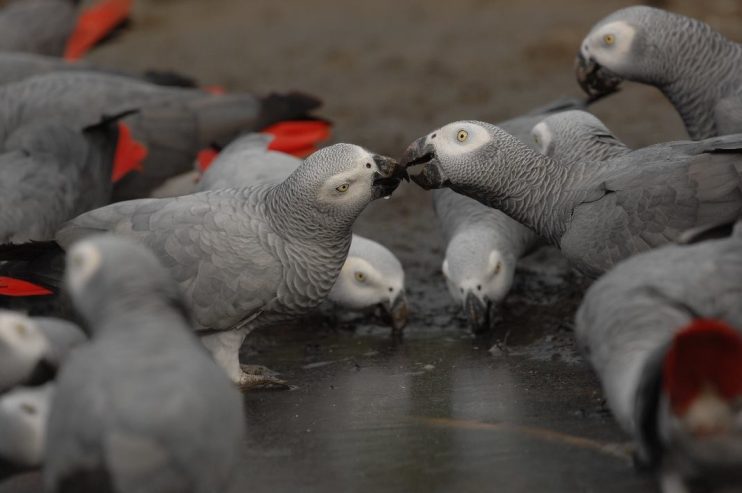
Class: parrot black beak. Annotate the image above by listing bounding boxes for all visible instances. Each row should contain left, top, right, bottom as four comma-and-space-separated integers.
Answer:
400, 137, 449, 190
372, 154, 407, 199
379, 291, 409, 333
464, 292, 493, 334
575, 52, 623, 102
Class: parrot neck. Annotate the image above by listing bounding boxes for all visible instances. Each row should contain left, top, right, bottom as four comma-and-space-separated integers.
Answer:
455, 136, 574, 245
266, 179, 359, 246
653, 19, 742, 139
559, 132, 631, 163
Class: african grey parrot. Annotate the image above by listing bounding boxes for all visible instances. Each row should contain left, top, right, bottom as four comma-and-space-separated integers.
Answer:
0, 71, 321, 201
0, 116, 120, 243
44, 234, 245, 493
0, 383, 54, 469
576, 6, 742, 140
430, 99, 583, 332
196, 133, 408, 331
0, 0, 78, 57
0, 311, 85, 393
531, 110, 631, 163
401, 121, 742, 278
3, 144, 406, 388
575, 220, 742, 492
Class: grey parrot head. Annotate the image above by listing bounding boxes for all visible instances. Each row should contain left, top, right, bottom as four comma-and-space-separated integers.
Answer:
400, 120, 515, 191
442, 230, 514, 334
64, 235, 189, 332
576, 6, 680, 99
283, 143, 407, 221
328, 235, 408, 332
531, 110, 629, 163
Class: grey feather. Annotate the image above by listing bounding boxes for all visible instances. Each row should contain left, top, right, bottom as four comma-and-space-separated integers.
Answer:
0, 118, 118, 243
44, 235, 245, 493
579, 6, 742, 139
0, 0, 77, 57
405, 121, 742, 278
575, 224, 742, 480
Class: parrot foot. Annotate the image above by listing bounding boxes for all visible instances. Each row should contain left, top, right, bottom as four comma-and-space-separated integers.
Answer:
238, 364, 290, 391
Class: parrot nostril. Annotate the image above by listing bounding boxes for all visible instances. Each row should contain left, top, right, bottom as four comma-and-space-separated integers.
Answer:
388, 287, 393, 292
477, 285, 482, 291
366, 163, 372, 169
431, 133, 437, 139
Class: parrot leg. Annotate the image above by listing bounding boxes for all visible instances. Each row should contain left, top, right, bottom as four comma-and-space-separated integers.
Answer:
238, 364, 289, 391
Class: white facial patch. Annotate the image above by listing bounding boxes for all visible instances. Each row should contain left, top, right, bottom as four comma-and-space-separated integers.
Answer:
443, 247, 514, 305
0, 312, 49, 378
583, 21, 637, 72
432, 122, 491, 159
0, 383, 53, 467
531, 122, 553, 156
317, 149, 378, 207
65, 241, 102, 295
329, 256, 389, 310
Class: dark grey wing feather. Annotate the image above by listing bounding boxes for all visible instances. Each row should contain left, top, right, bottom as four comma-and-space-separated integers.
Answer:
562, 143, 742, 276
0, 121, 115, 243
56, 189, 283, 331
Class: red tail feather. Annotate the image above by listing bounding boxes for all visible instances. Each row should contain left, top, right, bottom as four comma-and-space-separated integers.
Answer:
663, 319, 742, 415
0, 277, 53, 296
64, 0, 133, 60
263, 121, 331, 157
111, 122, 148, 183
196, 148, 220, 173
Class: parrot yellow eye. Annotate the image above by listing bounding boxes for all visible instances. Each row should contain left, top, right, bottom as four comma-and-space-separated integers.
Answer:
603, 34, 615, 45
457, 130, 468, 142
336, 184, 349, 193
533, 135, 540, 145
354, 272, 366, 282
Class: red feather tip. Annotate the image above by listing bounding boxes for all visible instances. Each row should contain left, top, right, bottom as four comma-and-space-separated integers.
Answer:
111, 122, 148, 183
262, 121, 331, 157
196, 148, 220, 173
64, 0, 133, 61
663, 319, 742, 415
0, 277, 53, 297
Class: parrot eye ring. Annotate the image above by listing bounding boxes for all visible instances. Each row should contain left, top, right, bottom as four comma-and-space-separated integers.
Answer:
365, 163, 372, 169
355, 272, 366, 282
15, 323, 27, 337
20, 403, 36, 415
457, 130, 468, 142
603, 33, 615, 45
336, 184, 349, 193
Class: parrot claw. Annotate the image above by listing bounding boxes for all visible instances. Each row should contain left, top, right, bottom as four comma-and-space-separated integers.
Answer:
238, 365, 290, 391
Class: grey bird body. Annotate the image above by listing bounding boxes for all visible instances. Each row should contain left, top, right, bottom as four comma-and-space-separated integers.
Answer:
0, 71, 320, 200
0, 118, 118, 243
575, 223, 742, 490
54, 144, 405, 384
0, 311, 85, 393
197, 134, 409, 330
0, 0, 77, 57
402, 121, 742, 278
577, 6, 742, 139
431, 101, 565, 331
44, 235, 245, 493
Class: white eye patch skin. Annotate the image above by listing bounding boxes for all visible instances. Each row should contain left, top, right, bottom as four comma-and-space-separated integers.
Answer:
329, 256, 391, 310
317, 151, 379, 206
582, 21, 637, 72
0, 312, 50, 391
65, 241, 102, 296
430, 122, 491, 158
531, 122, 553, 156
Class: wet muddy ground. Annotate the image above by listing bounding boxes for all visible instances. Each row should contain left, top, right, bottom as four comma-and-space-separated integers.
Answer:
5, 0, 742, 491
